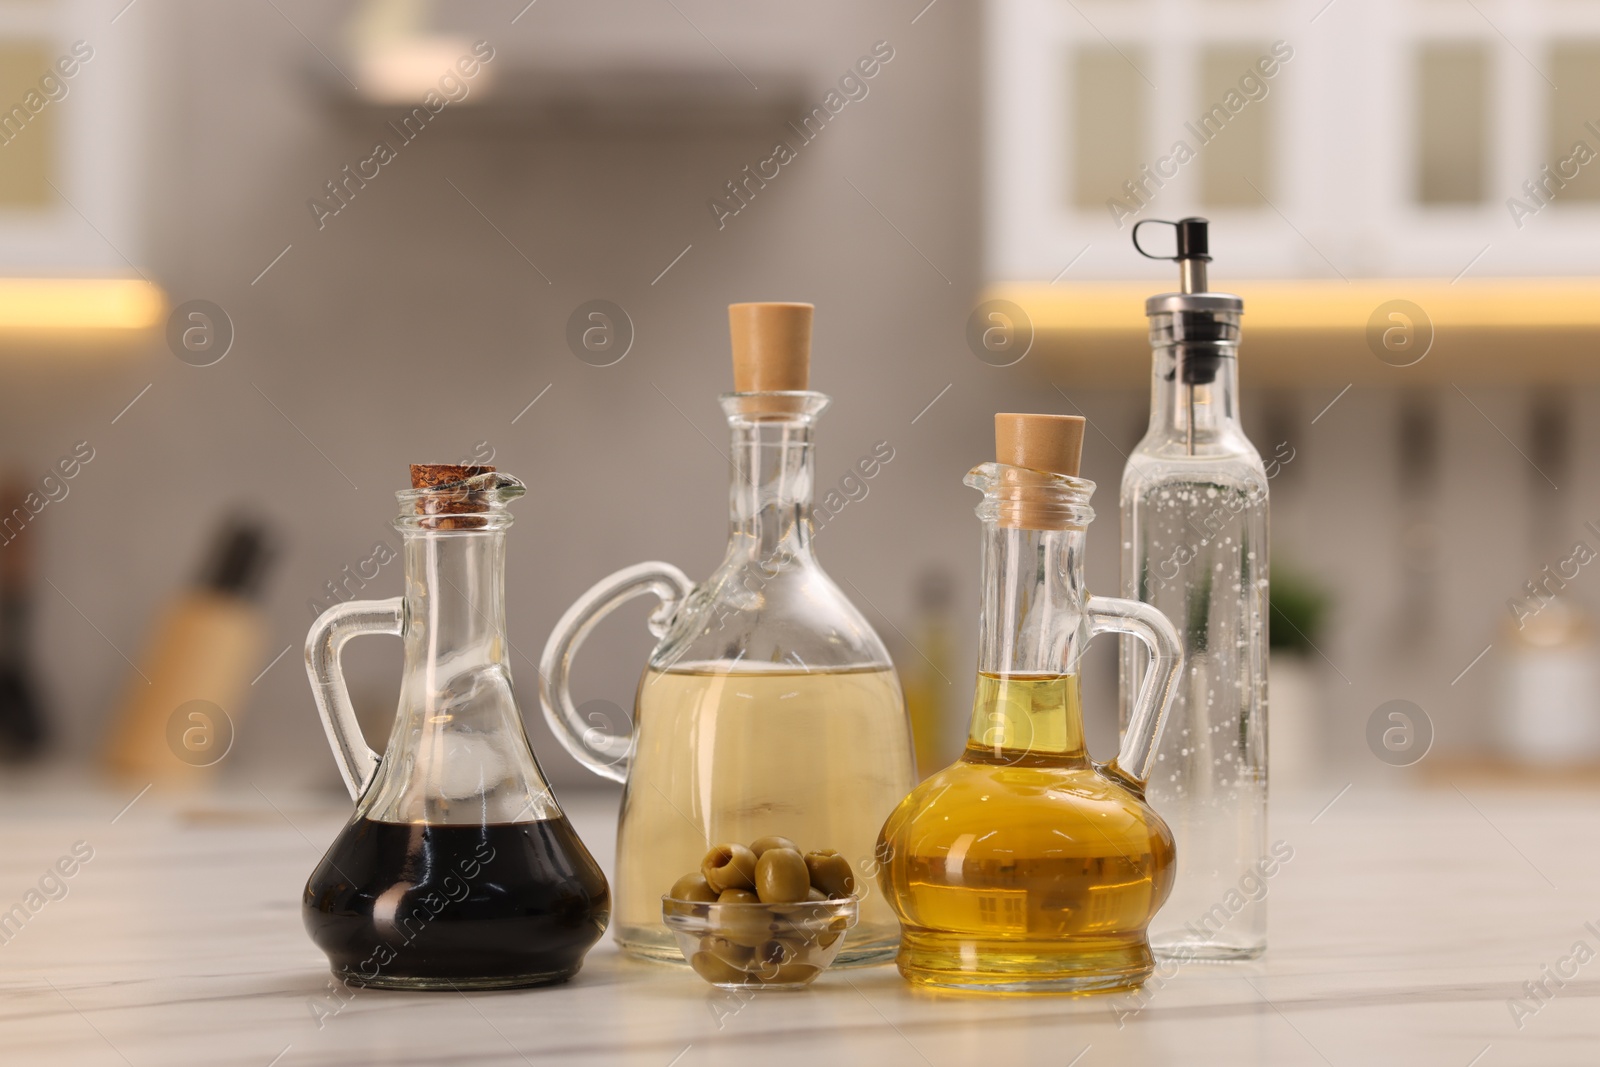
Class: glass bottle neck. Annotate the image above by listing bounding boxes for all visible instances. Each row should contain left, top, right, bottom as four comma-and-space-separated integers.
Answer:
359, 525, 557, 825
1148, 346, 1242, 449
402, 530, 510, 676
728, 417, 816, 565
966, 522, 1089, 764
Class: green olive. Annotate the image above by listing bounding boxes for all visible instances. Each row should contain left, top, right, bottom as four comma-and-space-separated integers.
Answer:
749, 834, 800, 857
717, 888, 759, 904
690, 951, 749, 985
702, 843, 757, 892
817, 913, 851, 949
754, 847, 810, 904
749, 938, 789, 980
669, 872, 718, 903
716, 903, 776, 948
700, 934, 754, 969
804, 850, 856, 898
772, 935, 808, 963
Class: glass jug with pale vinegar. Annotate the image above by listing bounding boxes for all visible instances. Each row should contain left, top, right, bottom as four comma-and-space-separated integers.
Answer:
540, 303, 916, 966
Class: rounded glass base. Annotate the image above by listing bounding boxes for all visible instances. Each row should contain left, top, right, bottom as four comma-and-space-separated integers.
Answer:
334, 966, 579, 991
617, 924, 897, 969
1150, 936, 1266, 963
893, 930, 1155, 994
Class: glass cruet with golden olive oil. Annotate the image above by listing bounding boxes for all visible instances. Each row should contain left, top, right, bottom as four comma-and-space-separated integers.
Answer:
877, 413, 1184, 993
540, 303, 916, 967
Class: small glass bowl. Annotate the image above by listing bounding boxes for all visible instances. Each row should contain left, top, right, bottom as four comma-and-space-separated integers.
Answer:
661, 896, 859, 989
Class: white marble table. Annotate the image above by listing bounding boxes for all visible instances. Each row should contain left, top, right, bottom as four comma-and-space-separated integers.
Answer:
1, 779, 1595, 1066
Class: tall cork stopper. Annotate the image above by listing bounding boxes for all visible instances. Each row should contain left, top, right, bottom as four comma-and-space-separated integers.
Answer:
993, 414, 1086, 530
995, 413, 1084, 478
730, 302, 812, 393
410, 463, 494, 528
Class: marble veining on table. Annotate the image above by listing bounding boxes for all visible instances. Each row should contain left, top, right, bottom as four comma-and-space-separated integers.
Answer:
0, 783, 1596, 1066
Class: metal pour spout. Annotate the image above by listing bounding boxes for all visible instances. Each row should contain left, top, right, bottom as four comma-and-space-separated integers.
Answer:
1133, 216, 1219, 456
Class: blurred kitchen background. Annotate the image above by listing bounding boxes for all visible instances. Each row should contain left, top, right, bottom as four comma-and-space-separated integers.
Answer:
3, 0, 1598, 796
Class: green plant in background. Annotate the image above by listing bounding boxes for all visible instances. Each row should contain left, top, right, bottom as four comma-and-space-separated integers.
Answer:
1269, 565, 1331, 654
1187, 568, 1213, 654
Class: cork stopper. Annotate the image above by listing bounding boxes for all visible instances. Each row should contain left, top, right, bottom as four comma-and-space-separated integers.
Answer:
995, 413, 1084, 477
992, 414, 1086, 531
730, 302, 812, 392
410, 463, 494, 527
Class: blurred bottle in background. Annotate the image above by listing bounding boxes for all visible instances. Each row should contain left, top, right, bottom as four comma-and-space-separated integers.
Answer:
103, 517, 276, 786
0, 478, 48, 761
1501, 603, 1600, 764
1393, 397, 1442, 657
901, 566, 958, 779
1497, 393, 1600, 767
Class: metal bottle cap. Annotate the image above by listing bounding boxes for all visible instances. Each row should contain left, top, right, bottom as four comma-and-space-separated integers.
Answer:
1132, 217, 1242, 385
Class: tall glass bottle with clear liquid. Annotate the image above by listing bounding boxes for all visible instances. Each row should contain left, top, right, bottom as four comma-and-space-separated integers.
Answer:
1121, 218, 1269, 960
541, 303, 916, 966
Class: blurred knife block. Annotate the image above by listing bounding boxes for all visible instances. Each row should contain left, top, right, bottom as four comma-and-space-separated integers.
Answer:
102, 520, 274, 788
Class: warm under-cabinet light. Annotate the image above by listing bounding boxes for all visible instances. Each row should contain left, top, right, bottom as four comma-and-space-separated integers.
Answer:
987, 277, 1600, 386
991, 278, 1600, 333
0, 277, 165, 336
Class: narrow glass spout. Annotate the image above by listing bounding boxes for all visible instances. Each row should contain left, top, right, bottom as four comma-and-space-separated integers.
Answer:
962, 462, 1098, 767
719, 392, 828, 567
359, 473, 555, 826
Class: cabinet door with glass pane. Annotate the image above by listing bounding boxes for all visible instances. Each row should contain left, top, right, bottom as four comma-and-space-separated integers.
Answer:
986, 0, 1600, 281
0, 0, 143, 273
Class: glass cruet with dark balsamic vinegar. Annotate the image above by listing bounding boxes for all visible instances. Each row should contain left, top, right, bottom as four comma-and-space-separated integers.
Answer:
302, 465, 609, 990
1122, 218, 1269, 961
540, 303, 916, 966
877, 414, 1184, 993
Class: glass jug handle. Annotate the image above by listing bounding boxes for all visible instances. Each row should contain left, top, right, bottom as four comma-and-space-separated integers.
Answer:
540, 562, 693, 785
304, 597, 403, 801
1088, 595, 1183, 789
